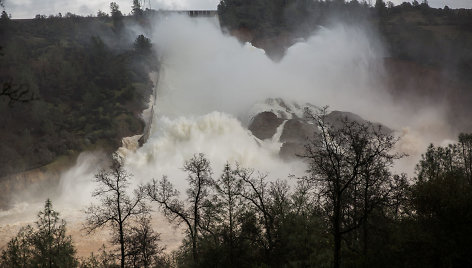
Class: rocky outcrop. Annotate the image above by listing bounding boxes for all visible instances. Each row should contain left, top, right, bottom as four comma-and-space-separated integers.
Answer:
248, 99, 391, 160
248, 111, 284, 140
280, 119, 317, 143
278, 119, 318, 159
325, 111, 391, 134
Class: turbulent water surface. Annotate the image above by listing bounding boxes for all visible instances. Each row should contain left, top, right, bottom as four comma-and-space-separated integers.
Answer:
0, 15, 456, 255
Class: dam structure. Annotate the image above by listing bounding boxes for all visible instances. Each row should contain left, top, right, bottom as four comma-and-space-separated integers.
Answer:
152, 10, 218, 17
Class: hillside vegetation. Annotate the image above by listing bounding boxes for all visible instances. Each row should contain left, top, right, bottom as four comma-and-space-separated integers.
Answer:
0, 14, 157, 176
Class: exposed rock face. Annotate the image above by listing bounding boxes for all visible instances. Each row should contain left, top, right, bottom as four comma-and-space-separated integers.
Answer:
325, 111, 391, 133
280, 119, 317, 143
248, 98, 391, 160
248, 111, 284, 140
278, 119, 318, 159
325, 111, 365, 127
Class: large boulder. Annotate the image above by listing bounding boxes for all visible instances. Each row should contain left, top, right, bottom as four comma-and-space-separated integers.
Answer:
248, 111, 284, 140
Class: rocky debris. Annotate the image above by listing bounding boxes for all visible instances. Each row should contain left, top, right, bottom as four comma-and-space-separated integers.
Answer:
248, 111, 284, 140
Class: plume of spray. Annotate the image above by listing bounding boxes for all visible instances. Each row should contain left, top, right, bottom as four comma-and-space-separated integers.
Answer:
38, 14, 459, 204
129, 15, 453, 179
0, 13, 457, 255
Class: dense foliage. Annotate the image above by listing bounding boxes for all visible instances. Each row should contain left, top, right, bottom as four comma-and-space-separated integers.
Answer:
0, 15, 156, 176
0, 199, 78, 267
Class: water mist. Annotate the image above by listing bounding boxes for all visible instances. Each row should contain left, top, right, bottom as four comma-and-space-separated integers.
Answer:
0, 14, 456, 255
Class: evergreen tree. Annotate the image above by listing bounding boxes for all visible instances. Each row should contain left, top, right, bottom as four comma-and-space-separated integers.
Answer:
0, 11, 9, 20
132, 0, 143, 17
405, 136, 472, 267
110, 2, 123, 30
134, 34, 152, 54
0, 199, 77, 268
0, 226, 34, 268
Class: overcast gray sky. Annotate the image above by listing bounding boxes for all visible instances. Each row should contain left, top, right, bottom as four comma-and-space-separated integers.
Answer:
3, 0, 472, 19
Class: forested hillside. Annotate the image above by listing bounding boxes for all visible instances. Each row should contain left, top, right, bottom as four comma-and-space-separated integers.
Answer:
0, 13, 157, 176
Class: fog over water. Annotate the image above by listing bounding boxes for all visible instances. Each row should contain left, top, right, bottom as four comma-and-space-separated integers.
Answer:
0, 15, 457, 253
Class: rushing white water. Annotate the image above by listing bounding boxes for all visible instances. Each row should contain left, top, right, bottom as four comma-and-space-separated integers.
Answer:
0, 14, 457, 255
125, 111, 305, 191
121, 15, 452, 181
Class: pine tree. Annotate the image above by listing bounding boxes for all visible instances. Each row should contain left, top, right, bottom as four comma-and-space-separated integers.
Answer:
0, 199, 77, 268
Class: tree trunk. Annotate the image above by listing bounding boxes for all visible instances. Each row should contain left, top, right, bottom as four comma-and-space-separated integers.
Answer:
117, 188, 125, 268
192, 232, 198, 266
334, 197, 341, 268
363, 179, 369, 267
229, 206, 234, 266
334, 229, 341, 268
119, 222, 125, 268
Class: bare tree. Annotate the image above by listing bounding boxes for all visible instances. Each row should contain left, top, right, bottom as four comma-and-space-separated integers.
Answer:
213, 163, 243, 265
146, 153, 212, 265
459, 133, 472, 183
235, 167, 276, 262
84, 156, 148, 268
303, 107, 402, 268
